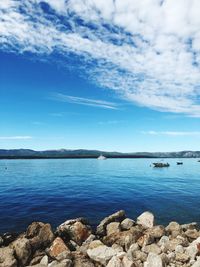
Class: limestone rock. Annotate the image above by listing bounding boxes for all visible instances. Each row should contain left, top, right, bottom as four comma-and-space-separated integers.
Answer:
121, 219, 135, 230
48, 259, 72, 267
144, 252, 163, 267
26, 222, 54, 250
107, 256, 123, 267
136, 212, 154, 229
0, 246, 17, 267
87, 245, 118, 266
185, 229, 200, 240
122, 255, 135, 267
96, 210, 125, 236
146, 225, 165, 239
166, 222, 181, 234
107, 222, 121, 236
12, 236, 32, 266
175, 252, 189, 263
143, 244, 161, 255
49, 237, 70, 259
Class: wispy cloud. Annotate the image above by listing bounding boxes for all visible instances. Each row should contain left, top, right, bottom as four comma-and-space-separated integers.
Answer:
0, 1, 200, 116
0, 136, 33, 140
142, 131, 200, 136
51, 93, 119, 110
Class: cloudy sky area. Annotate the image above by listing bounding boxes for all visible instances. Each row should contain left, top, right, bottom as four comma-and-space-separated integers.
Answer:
0, 0, 200, 151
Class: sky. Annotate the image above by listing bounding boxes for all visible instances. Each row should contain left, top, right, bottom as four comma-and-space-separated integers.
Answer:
0, 0, 200, 152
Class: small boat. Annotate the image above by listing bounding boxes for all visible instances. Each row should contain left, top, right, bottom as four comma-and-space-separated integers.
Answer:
177, 162, 183, 165
153, 162, 170, 168
97, 154, 107, 160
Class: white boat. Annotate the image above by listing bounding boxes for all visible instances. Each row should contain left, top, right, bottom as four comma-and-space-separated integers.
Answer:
97, 154, 107, 160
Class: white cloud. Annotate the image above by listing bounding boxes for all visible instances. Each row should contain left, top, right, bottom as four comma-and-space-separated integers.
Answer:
52, 93, 119, 109
143, 131, 200, 136
0, 0, 200, 116
0, 136, 33, 140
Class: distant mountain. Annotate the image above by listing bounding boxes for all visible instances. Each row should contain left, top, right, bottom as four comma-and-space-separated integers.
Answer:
0, 149, 200, 159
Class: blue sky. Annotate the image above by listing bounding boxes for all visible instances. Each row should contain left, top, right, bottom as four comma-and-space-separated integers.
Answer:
0, 0, 200, 152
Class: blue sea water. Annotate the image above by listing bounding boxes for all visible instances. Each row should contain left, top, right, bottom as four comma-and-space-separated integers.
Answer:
0, 158, 200, 234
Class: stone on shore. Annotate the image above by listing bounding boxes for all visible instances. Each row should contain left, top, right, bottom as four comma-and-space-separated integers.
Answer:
0, 246, 17, 267
48, 237, 71, 259
56, 218, 92, 245
26, 222, 54, 250
144, 252, 163, 267
87, 245, 118, 266
96, 210, 126, 236
121, 218, 135, 230
137, 212, 154, 229
11, 236, 32, 265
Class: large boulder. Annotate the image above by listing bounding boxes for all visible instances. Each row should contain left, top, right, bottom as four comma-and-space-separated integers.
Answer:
96, 210, 126, 236
56, 218, 92, 245
137, 212, 154, 229
107, 222, 121, 236
87, 245, 118, 266
26, 222, 54, 250
0, 246, 17, 267
11, 236, 32, 265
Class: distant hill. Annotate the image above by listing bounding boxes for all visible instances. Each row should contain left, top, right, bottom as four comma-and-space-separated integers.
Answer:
0, 149, 200, 159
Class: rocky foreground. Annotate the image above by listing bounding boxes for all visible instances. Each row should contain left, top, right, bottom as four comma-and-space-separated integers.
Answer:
1, 211, 200, 267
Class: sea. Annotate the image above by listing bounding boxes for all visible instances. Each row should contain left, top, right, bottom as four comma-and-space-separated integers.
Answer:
0, 158, 199, 234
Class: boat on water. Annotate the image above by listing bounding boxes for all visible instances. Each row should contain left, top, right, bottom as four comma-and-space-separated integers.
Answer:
153, 162, 170, 168
177, 162, 183, 165
97, 154, 107, 160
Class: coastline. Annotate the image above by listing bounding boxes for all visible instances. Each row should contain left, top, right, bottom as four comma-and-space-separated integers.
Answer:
1, 210, 200, 267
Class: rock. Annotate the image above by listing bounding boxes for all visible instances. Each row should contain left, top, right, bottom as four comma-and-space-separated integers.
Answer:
87, 245, 118, 266
137, 234, 154, 247
112, 244, 124, 253
181, 223, 198, 231
121, 219, 135, 230
0, 246, 17, 267
49, 237, 70, 259
127, 243, 140, 260
175, 252, 190, 263
57, 219, 92, 245
107, 256, 123, 267
136, 212, 154, 229
144, 252, 163, 267
26, 222, 54, 250
40, 255, 48, 265
88, 240, 104, 249
48, 259, 72, 267
107, 222, 121, 236
175, 245, 184, 253
186, 237, 200, 260
166, 222, 181, 234
185, 229, 200, 240
29, 250, 46, 265
103, 227, 142, 249
96, 210, 126, 236
11, 236, 32, 265
132, 250, 147, 262
73, 252, 95, 267
146, 225, 165, 239
192, 258, 200, 267
143, 244, 161, 255
122, 255, 135, 267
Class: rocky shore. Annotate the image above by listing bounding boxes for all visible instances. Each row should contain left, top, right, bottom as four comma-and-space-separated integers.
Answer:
1, 211, 200, 267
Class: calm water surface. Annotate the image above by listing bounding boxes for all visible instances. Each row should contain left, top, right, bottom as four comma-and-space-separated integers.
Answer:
0, 158, 200, 233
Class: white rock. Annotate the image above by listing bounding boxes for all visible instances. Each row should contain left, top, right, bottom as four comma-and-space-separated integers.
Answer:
40, 255, 48, 265
144, 252, 163, 267
106, 256, 123, 267
175, 245, 184, 254
192, 258, 200, 267
137, 212, 154, 229
87, 245, 117, 266
186, 237, 200, 260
